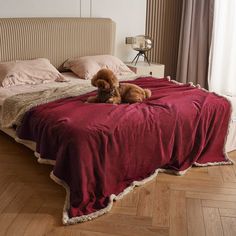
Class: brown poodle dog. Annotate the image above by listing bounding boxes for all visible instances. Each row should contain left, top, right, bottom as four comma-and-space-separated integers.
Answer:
87, 69, 151, 104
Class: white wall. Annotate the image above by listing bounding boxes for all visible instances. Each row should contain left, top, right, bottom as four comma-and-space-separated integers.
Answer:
0, 0, 81, 17
0, 0, 146, 62
91, 0, 146, 61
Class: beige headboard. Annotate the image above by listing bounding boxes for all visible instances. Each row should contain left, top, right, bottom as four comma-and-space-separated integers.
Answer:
0, 17, 116, 69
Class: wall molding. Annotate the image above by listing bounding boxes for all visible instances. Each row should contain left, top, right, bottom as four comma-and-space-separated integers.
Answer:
80, 0, 92, 17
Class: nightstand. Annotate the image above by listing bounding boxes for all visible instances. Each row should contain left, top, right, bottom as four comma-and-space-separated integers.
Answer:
126, 62, 165, 78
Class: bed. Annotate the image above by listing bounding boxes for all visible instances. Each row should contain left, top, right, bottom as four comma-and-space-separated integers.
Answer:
0, 17, 235, 225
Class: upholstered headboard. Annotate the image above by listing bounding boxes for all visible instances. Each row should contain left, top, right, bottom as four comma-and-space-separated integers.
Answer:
0, 18, 116, 69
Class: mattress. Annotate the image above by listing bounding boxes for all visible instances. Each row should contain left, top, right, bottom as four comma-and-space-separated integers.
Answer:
225, 96, 236, 152
0, 72, 138, 124
0, 72, 138, 152
0, 74, 236, 153
228, 96, 236, 122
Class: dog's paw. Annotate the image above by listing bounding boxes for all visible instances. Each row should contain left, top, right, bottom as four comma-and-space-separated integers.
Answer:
106, 98, 114, 104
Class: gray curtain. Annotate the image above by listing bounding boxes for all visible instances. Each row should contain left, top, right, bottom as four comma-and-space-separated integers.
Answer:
176, 0, 214, 88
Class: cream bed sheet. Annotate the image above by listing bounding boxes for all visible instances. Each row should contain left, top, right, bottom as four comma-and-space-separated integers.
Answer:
0, 72, 138, 127
0, 72, 138, 106
0, 72, 89, 106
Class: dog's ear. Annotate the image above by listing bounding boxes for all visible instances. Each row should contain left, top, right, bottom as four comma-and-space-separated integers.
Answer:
110, 74, 119, 88
91, 74, 98, 87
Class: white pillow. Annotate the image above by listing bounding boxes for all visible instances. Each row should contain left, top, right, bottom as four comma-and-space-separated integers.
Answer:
63, 54, 134, 80
0, 58, 66, 87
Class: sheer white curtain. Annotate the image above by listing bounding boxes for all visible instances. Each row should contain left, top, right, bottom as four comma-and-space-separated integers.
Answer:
208, 0, 236, 96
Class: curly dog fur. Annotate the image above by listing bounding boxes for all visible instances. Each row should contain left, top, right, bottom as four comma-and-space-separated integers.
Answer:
87, 69, 151, 104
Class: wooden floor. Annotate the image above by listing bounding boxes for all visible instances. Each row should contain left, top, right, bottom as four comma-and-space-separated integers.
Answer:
0, 132, 236, 236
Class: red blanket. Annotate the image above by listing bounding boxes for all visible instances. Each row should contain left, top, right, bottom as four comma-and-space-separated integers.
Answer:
17, 77, 232, 224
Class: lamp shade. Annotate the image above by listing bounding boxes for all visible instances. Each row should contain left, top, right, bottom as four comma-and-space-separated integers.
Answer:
131, 35, 153, 52
125, 35, 153, 65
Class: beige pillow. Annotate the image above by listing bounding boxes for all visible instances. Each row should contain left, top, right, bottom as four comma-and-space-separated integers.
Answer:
64, 55, 134, 80
0, 58, 66, 87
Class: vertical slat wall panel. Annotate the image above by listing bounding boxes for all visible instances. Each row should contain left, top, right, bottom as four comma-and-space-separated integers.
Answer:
146, 0, 183, 78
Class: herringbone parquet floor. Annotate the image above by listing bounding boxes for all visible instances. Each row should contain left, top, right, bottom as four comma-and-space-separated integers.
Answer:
0, 131, 236, 236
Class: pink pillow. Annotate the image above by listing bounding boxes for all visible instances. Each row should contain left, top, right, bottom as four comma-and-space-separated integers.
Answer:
63, 55, 134, 80
0, 58, 66, 87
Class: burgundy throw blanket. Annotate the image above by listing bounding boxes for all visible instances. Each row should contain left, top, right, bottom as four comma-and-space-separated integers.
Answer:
17, 77, 232, 224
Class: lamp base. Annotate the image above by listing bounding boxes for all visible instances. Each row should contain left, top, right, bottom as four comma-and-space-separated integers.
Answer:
131, 51, 151, 66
